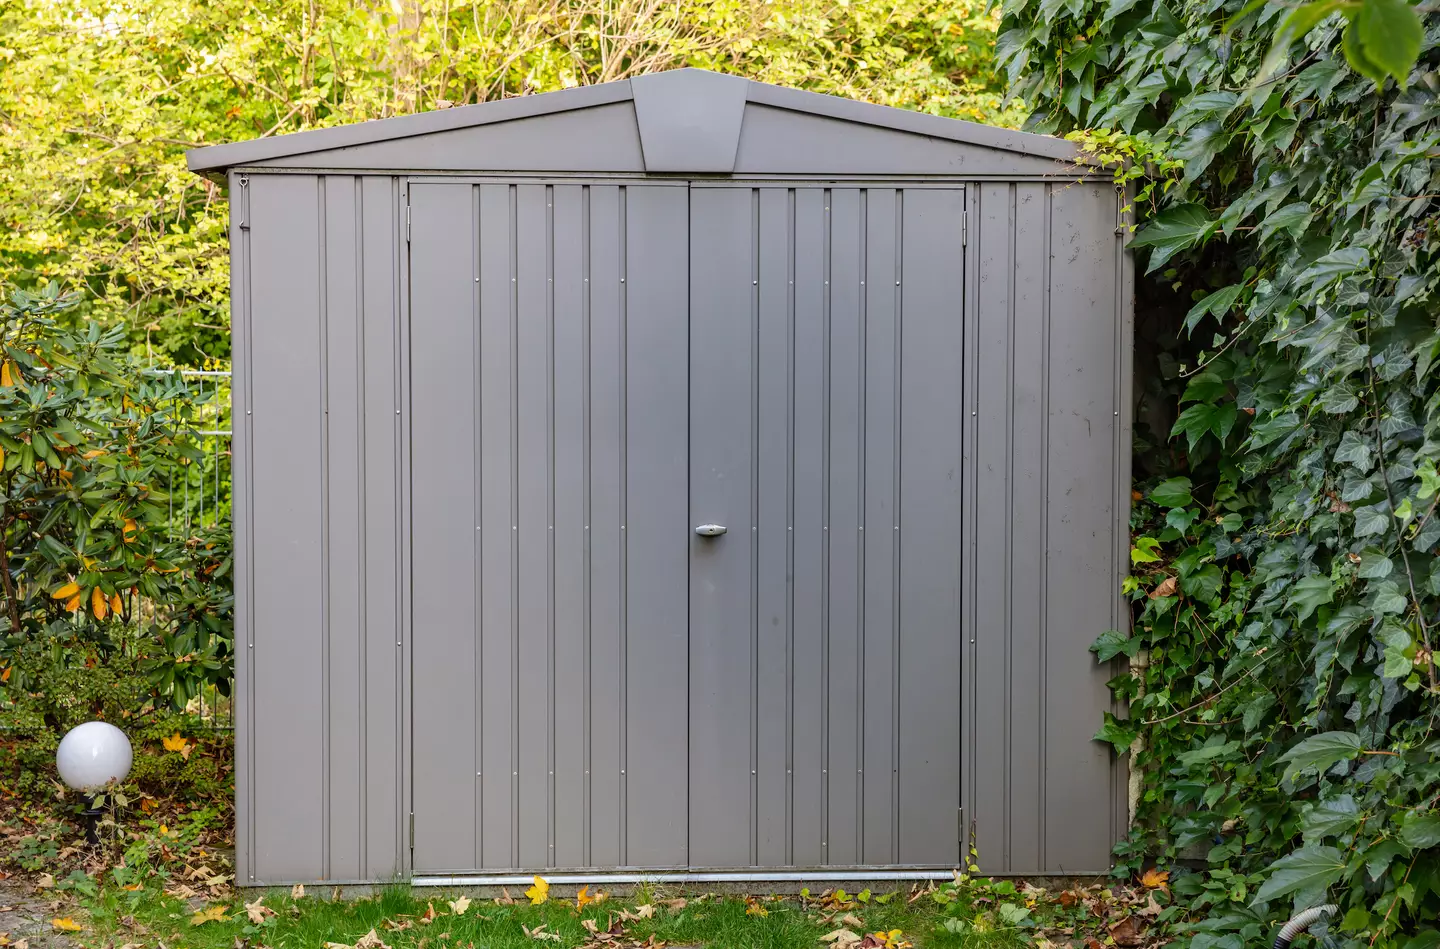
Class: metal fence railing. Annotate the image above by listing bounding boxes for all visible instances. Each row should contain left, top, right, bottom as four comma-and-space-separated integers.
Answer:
147, 369, 233, 729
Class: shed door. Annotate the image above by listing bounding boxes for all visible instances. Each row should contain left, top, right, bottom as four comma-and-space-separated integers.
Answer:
408, 180, 965, 874
687, 185, 965, 869
409, 181, 691, 873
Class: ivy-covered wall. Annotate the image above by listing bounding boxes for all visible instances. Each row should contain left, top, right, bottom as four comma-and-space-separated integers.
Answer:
998, 0, 1440, 944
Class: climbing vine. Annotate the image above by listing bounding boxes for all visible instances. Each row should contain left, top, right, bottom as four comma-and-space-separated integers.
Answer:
1000, 0, 1440, 944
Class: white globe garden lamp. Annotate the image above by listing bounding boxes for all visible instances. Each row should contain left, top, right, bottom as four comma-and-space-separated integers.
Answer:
56, 721, 132, 844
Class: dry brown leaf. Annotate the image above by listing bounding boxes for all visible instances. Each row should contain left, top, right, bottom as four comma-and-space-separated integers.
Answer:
291, 883, 306, 899
448, 896, 472, 916
419, 903, 438, 925
355, 929, 391, 949
821, 929, 863, 947
662, 898, 686, 911
841, 913, 866, 927
495, 887, 516, 906
522, 924, 562, 942
35, 874, 54, 890
1149, 576, 1178, 599
1109, 916, 1144, 947
245, 899, 276, 924
384, 919, 414, 932
1137, 892, 1164, 917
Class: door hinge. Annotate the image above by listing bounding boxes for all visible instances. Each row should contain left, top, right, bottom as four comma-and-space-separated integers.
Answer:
405, 203, 411, 243
409, 813, 415, 849
961, 213, 968, 247
958, 806, 965, 842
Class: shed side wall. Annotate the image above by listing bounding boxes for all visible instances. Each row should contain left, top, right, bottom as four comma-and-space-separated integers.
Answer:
963, 180, 1128, 876
236, 172, 406, 885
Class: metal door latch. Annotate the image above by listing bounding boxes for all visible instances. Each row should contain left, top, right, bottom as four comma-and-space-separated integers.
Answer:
694, 524, 727, 537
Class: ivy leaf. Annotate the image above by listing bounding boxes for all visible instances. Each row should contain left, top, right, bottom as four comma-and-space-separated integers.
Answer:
1279, 731, 1362, 782
1301, 795, 1359, 840
1258, 203, 1313, 244
1128, 204, 1217, 273
1365, 838, 1410, 880
1181, 372, 1228, 404
1398, 811, 1440, 849
1298, 246, 1370, 292
1334, 430, 1373, 471
1354, 0, 1422, 86
1287, 575, 1335, 620
1150, 477, 1193, 508
1181, 563, 1224, 602
1357, 551, 1393, 578
1252, 845, 1348, 904
1353, 503, 1391, 537
1094, 712, 1137, 753
1184, 284, 1244, 335
1092, 628, 1143, 661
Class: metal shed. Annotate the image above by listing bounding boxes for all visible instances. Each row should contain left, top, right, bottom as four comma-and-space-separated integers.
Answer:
188, 67, 1133, 888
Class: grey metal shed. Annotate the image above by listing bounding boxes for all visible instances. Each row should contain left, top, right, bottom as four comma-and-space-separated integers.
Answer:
189, 67, 1133, 888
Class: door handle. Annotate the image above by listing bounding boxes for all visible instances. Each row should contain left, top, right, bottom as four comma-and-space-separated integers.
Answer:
694, 524, 727, 537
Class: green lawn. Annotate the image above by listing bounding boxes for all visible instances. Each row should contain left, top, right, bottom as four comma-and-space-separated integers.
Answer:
75, 879, 1056, 949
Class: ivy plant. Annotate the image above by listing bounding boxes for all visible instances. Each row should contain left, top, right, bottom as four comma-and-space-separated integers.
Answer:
1000, 0, 1440, 944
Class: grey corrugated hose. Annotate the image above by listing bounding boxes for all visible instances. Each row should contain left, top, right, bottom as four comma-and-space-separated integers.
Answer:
1273, 904, 1339, 949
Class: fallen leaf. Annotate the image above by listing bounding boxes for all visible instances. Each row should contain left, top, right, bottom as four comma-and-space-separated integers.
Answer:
495, 886, 516, 905
745, 897, 768, 917
355, 929, 391, 949
576, 886, 595, 911
526, 876, 549, 905
1139, 867, 1169, 889
291, 883, 306, 899
447, 896, 471, 916
1137, 892, 1164, 917
122, 883, 143, 891
51, 918, 83, 932
383, 919, 414, 932
1149, 576, 1177, 599
1109, 916, 1144, 947
35, 874, 55, 890
419, 903, 438, 925
1058, 890, 1079, 907
662, 898, 685, 911
522, 924, 561, 942
841, 914, 865, 927
191, 905, 229, 926
245, 898, 275, 924
821, 930, 862, 947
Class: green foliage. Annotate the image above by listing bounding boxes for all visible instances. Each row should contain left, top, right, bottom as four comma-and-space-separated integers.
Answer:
1001, 0, 1440, 940
0, 0, 1019, 366
0, 283, 233, 719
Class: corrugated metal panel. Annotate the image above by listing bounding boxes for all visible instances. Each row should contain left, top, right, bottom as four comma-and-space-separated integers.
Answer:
687, 186, 966, 870
962, 181, 1126, 876
408, 182, 690, 873
236, 173, 406, 885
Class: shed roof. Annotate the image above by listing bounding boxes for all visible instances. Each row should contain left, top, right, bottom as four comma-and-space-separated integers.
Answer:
188, 68, 1081, 178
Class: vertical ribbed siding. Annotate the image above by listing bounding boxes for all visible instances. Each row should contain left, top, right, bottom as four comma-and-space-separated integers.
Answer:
687, 184, 963, 870
409, 181, 688, 873
963, 181, 1126, 876
238, 173, 405, 884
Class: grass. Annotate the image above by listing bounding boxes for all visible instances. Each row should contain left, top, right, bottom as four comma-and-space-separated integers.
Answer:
72, 879, 1042, 949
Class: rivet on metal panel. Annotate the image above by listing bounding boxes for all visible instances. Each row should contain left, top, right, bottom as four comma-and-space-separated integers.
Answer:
861, 281, 865, 286
971, 410, 977, 416
620, 278, 626, 283
752, 280, 757, 285
477, 772, 482, 777
895, 281, 900, 286
751, 770, 756, 775
397, 409, 401, 415
1114, 410, 1120, 416
621, 770, 626, 774
514, 771, 518, 775
475, 277, 480, 282
859, 526, 864, 531
246, 410, 252, 415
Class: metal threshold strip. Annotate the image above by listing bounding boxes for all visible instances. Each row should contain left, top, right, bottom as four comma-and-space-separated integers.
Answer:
413, 869, 960, 887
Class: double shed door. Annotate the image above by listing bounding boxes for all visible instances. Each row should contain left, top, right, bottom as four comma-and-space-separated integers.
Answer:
409, 179, 966, 874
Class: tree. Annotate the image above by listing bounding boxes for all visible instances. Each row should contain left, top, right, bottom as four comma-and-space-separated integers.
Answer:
0, 0, 1017, 366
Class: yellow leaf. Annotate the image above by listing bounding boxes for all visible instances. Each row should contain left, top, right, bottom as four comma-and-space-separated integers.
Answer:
91, 587, 107, 620
575, 885, 595, 911
190, 905, 229, 926
448, 895, 471, 916
526, 875, 549, 905
111, 592, 124, 614
64, 593, 81, 613
745, 898, 768, 916
0, 444, 5, 470
51, 918, 83, 932
1, 361, 14, 387
1140, 867, 1170, 889
1, 666, 10, 683
159, 824, 168, 834
82, 449, 106, 459
122, 518, 138, 541
162, 734, 189, 753
51, 581, 79, 600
